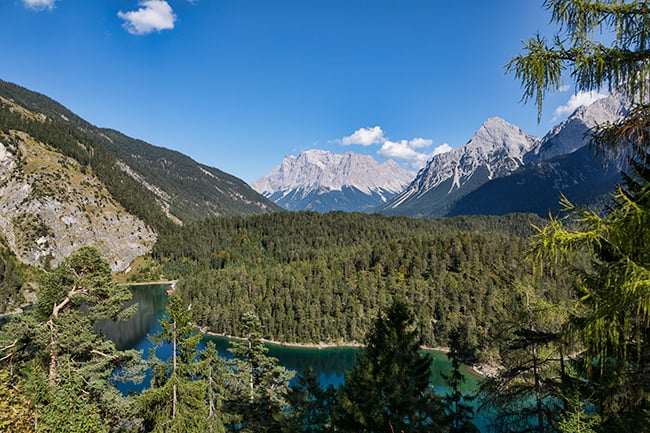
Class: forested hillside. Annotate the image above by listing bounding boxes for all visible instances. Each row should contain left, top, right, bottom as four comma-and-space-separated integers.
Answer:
0, 236, 30, 314
147, 211, 568, 363
0, 96, 175, 234
0, 80, 279, 230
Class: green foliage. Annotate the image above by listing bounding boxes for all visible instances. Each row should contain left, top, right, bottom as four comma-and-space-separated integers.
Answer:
511, 1, 650, 429
153, 211, 563, 364
0, 248, 143, 433
140, 293, 211, 433
226, 310, 295, 432
479, 283, 567, 433
283, 367, 337, 433
0, 235, 29, 313
336, 297, 446, 433
0, 369, 37, 433
507, 0, 650, 122
557, 393, 600, 433
443, 331, 479, 433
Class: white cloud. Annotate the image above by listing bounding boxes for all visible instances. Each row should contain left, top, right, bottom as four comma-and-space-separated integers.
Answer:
378, 139, 432, 170
338, 126, 443, 169
552, 90, 609, 120
341, 126, 385, 146
118, 0, 176, 35
23, 0, 55, 11
432, 143, 452, 156
558, 84, 570, 92
408, 138, 433, 149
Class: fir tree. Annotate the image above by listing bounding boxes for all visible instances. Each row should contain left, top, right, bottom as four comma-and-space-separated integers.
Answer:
226, 310, 294, 432
336, 297, 445, 433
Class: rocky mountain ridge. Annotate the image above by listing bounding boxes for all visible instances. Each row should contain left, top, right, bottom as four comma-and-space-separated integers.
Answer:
0, 125, 155, 272
384, 117, 539, 215
383, 94, 627, 218
252, 150, 414, 212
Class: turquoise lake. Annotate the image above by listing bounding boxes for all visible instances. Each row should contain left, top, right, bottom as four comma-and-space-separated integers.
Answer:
99, 283, 489, 429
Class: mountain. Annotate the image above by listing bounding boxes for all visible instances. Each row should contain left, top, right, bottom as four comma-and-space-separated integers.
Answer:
446, 145, 622, 217
0, 79, 279, 270
525, 94, 629, 163
382, 117, 540, 217
252, 150, 415, 212
0, 80, 279, 227
382, 94, 628, 218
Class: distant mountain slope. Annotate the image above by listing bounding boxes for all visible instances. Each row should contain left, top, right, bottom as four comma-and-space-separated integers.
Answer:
0, 124, 156, 271
382, 117, 539, 217
0, 79, 279, 229
446, 145, 622, 217
382, 95, 627, 218
0, 79, 280, 271
252, 150, 414, 212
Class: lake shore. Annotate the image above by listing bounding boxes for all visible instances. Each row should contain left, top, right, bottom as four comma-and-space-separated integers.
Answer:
137, 279, 493, 379
201, 328, 492, 379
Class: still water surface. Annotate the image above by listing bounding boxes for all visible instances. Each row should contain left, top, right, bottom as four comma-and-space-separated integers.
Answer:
100, 284, 488, 428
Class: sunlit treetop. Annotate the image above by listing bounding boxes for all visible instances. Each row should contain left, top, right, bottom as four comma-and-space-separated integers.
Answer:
508, 0, 650, 121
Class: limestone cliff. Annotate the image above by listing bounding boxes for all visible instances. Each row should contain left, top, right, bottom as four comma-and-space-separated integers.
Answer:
0, 126, 156, 272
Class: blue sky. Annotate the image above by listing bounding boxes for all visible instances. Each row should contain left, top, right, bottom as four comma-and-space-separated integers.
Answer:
0, 0, 608, 183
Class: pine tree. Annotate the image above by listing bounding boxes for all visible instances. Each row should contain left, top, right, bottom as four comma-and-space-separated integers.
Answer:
226, 310, 294, 432
0, 247, 142, 433
336, 297, 445, 433
139, 292, 208, 433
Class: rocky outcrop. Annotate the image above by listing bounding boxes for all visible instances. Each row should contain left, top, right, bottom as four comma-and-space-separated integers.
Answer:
252, 150, 415, 212
0, 130, 156, 272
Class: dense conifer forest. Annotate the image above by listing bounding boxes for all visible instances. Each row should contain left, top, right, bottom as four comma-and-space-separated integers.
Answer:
143, 211, 568, 364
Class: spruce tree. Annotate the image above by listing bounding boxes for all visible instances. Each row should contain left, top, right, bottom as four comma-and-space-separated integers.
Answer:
139, 292, 208, 433
283, 367, 336, 433
443, 331, 479, 433
336, 297, 445, 433
226, 310, 294, 432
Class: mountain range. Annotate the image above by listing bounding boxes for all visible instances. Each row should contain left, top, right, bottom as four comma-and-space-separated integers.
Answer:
252, 150, 414, 212
256, 94, 628, 217
0, 78, 631, 272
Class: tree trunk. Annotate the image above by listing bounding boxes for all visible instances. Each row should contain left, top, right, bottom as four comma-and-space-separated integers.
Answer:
172, 319, 177, 420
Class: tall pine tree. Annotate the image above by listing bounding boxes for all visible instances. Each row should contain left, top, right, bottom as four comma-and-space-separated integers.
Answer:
336, 297, 445, 433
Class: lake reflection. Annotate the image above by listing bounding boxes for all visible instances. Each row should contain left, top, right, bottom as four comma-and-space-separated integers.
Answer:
101, 284, 481, 395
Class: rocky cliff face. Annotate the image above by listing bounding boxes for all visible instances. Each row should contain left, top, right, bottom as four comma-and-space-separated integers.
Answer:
0, 128, 156, 272
382, 94, 629, 218
383, 117, 539, 217
252, 150, 414, 212
525, 94, 629, 163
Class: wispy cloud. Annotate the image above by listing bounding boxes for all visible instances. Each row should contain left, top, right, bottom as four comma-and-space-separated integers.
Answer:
341, 126, 385, 146
552, 90, 609, 120
118, 0, 176, 35
23, 0, 56, 11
